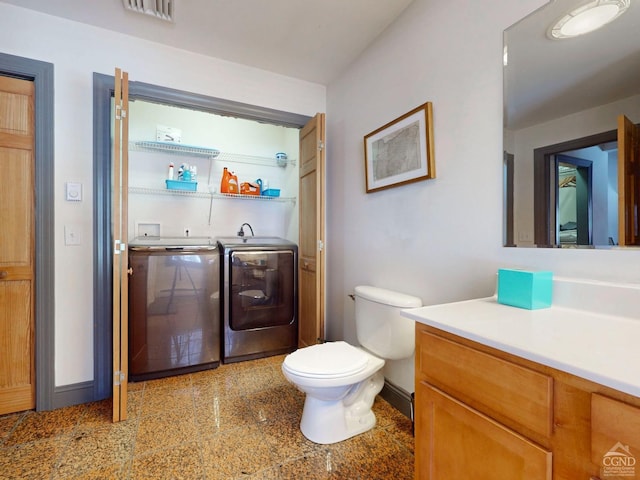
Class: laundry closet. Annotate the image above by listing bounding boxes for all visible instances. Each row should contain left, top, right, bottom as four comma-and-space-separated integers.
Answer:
125, 99, 301, 380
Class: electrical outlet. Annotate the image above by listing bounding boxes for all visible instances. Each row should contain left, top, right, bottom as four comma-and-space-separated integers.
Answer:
184, 227, 191, 237
518, 231, 533, 242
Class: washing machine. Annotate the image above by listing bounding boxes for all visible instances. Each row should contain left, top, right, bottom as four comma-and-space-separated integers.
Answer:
128, 236, 220, 381
217, 236, 298, 363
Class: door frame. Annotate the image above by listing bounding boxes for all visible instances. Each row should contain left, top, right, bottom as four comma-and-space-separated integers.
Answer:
0, 53, 55, 411
503, 151, 514, 246
92, 73, 311, 398
533, 129, 616, 247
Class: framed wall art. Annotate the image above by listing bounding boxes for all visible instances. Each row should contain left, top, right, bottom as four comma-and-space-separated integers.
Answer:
363, 102, 435, 193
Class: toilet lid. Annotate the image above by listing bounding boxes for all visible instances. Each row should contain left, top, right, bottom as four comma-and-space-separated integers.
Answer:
284, 341, 369, 378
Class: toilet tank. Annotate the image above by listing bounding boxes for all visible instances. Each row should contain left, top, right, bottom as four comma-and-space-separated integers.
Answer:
354, 285, 422, 360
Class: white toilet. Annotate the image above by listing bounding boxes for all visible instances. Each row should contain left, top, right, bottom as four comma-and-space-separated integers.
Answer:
282, 285, 422, 444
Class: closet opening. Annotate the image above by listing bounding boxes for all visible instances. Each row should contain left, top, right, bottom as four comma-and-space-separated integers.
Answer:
92, 73, 311, 401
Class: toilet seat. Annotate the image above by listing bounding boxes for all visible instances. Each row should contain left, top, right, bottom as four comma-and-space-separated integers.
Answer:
283, 341, 370, 379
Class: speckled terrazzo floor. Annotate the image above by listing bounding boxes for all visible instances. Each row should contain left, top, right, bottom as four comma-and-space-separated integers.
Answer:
0, 355, 414, 479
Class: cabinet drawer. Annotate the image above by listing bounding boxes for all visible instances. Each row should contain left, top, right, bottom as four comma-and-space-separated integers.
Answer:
417, 329, 553, 438
591, 394, 640, 476
416, 382, 552, 480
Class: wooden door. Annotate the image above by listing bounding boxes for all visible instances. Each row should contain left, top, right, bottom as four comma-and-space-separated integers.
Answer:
298, 113, 325, 348
618, 114, 640, 246
415, 382, 552, 480
112, 68, 129, 422
0, 76, 35, 415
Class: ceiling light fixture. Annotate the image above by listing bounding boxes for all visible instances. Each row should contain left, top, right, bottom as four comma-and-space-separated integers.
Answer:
549, 0, 629, 39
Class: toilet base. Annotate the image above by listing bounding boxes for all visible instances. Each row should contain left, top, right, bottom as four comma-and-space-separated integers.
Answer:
299, 371, 384, 444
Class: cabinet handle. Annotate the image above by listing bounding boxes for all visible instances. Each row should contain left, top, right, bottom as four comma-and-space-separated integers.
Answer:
0, 270, 7, 279
590, 476, 601, 480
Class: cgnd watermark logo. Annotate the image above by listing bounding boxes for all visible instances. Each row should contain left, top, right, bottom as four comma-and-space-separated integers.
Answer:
602, 442, 636, 478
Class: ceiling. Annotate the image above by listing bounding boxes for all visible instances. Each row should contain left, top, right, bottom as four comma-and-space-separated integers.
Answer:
2, 0, 415, 85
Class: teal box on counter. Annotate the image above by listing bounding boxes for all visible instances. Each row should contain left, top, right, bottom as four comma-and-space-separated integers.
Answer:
497, 269, 553, 310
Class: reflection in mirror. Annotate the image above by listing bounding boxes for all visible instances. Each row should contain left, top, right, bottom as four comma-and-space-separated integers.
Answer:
503, 0, 640, 248
556, 155, 592, 246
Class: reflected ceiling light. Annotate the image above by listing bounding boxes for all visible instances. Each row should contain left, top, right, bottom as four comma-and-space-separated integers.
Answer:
549, 0, 630, 39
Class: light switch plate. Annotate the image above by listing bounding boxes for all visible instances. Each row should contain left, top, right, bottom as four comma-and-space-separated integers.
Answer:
64, 225, 82, 245
66, 182, 82, 202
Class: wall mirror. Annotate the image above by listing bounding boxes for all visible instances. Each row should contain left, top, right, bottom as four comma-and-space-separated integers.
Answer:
503, 0, 640, 248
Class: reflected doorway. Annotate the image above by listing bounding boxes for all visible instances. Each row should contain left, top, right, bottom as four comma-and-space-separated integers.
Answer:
555, 155, 592, 246
533, 130, 618, 247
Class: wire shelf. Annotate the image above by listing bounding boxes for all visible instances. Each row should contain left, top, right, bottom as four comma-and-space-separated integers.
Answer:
133, 141, 220, 158
128, 186, 211, 198
213, 193, 293, 203
132, 141, 295, 167
128, 186, 295, 203
216, 152, 296, 168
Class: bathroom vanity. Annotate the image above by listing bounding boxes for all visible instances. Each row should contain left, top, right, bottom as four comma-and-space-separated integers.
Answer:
403, 277, 640, 480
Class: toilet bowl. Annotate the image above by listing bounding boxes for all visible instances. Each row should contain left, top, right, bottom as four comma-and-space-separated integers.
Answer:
282, 341, 385, 444
282, 285, 422, 444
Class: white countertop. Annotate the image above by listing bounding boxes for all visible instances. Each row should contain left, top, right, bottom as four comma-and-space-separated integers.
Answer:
402, 294, 640, 398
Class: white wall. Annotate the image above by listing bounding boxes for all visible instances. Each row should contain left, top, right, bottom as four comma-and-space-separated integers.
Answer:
0, 3, 325, 387
325, 0, 640, 393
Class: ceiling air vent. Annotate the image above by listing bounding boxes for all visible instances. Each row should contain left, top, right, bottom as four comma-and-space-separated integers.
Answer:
122, 0, 174, 22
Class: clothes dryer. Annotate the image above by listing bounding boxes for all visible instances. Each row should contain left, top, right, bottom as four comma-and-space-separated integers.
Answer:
217, 236, 298, 363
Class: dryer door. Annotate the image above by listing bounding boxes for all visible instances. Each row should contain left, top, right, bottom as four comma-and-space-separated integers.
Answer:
229, 250, 295, 330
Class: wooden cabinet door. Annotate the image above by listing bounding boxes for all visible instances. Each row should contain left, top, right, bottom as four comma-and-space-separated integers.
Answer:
0, 75, 35, 415
298, 113, 325, 348
592, 394, 640, 480
415, 382, 552, 480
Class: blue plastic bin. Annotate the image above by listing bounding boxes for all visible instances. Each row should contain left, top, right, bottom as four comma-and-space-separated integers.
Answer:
166, 180, 197, 192
262, 188, 280, 197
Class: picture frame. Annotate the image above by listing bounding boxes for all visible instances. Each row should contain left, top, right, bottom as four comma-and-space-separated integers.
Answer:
363, 102, 435, 193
